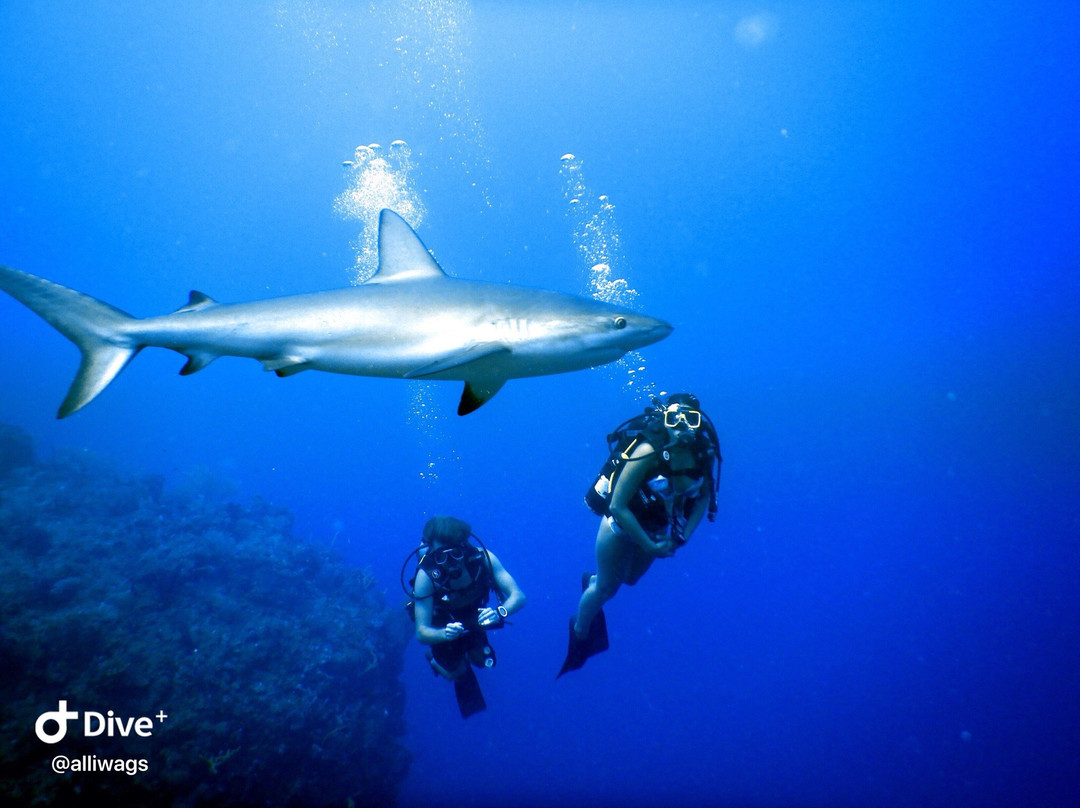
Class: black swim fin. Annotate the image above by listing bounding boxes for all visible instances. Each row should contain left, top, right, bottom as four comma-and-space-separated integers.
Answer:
454, 667, 487, 718
558, 571, 610, 678
557, 610, 609, 678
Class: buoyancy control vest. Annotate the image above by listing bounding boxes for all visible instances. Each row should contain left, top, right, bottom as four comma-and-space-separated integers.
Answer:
402, 538, 501, 629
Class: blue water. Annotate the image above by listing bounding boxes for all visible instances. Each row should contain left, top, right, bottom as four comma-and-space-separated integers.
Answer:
2, 2, 1078, 806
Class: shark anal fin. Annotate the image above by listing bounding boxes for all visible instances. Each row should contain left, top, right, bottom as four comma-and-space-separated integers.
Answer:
458, 379, 506, 415
404, 342, 510, 379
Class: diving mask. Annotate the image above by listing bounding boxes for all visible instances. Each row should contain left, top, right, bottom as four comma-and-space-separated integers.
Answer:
428, 545, 466, 582
663, 407, 702, 430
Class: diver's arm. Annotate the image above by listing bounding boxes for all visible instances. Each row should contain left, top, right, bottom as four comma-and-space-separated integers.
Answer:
412, 569, 463, 645
608, 444, 673, 558
484, 550, 526, 618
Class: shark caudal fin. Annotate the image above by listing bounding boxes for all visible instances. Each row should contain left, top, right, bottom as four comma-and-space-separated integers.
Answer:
0, 265, 140, 418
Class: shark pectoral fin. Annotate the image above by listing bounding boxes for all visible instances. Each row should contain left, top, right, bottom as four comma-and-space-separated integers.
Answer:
260, 356, 312, 377
179, 351, 219, 376
275, 364, 311, 378
458, 379, 506, 415
403, 342, 511, 379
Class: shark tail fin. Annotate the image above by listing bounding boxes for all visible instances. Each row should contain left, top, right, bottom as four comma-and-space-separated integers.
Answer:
0, 265, 141, 418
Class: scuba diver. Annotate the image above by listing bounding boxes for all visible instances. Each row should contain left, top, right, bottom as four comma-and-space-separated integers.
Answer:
404, 516, 525, 717
559, 392, 721, 677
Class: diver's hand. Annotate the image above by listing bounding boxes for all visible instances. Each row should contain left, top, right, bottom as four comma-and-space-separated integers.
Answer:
477, 607, 503, 628
443, 622, 467, 641
649, 537, 677, 558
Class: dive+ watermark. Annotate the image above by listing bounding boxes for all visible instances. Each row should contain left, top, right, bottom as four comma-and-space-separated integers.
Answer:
35, 700, 168, 744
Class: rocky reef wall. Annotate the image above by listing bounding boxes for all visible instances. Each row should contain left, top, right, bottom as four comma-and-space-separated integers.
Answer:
0, 423, 412, 807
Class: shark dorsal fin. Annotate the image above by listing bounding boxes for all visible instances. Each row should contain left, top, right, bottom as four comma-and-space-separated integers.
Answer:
175, 291, 218, 314
370, 209, 447, 284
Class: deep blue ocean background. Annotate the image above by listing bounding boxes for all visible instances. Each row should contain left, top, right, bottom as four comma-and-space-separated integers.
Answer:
2, 2, 1078, 806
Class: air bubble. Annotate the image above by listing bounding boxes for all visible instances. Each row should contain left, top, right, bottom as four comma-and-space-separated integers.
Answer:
560, 152, 656, 400
334, 139, 425, 284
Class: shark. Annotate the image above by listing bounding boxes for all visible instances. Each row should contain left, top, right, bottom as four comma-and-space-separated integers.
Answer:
0, 209, 672, 416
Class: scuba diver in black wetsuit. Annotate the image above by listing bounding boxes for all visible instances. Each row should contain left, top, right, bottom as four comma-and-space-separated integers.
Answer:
559, 392, 722, 677
404, 516, 525, 717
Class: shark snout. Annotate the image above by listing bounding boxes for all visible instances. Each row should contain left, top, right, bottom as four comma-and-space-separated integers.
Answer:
635, 316, 674, 348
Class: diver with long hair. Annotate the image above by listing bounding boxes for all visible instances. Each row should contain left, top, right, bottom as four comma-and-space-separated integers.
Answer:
559, 393, 721, 676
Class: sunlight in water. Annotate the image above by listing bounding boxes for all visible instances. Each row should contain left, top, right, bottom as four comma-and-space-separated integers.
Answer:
380, 0, 492, 204
277, 0, 492, 204
734, 13, 778, 49
559, 153, 657, 399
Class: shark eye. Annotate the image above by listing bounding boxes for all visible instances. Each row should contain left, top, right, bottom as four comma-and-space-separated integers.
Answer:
613, 316, 627, 330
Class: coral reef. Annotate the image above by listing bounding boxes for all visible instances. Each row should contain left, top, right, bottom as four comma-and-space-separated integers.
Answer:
0, 423, 412, 807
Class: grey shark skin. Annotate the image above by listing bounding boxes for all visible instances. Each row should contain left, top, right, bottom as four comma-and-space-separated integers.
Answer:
0, 209, 672, 416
